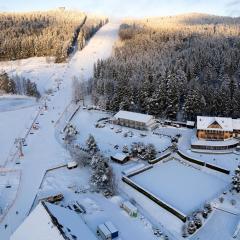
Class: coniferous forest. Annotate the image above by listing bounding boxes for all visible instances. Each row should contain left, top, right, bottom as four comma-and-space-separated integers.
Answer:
91, 14, 240, 120
0, 10, 107, 63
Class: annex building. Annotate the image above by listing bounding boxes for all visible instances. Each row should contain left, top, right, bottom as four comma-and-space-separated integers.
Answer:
112, 110, 155, 130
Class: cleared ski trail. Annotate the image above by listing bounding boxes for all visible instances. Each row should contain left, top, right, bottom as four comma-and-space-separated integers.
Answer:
0, 21, 120, 240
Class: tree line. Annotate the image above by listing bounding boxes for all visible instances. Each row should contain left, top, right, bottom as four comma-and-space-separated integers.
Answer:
91, 14, 240, 120
0, 72, 40, 98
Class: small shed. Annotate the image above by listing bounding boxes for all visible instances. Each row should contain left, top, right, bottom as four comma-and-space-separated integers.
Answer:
121, 201, 138, 217
111, 153, 129, 164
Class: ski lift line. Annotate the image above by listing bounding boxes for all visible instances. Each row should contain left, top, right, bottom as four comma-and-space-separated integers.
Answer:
2, 90, 49, 167
213, 206, 240, 216
0, 56, 72, 223
54, 101, 73, 128
62, 103, 81, 132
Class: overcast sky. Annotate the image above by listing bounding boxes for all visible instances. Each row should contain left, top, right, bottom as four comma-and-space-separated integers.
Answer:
0, 0, 239, 17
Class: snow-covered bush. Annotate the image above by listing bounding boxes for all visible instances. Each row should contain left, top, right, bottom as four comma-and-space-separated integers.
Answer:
64, 124, 78, 144
204, 203, 212, 213
232, 165, 240, 193
122, 145, 129, 153
187, 221, 197, 234
143, 144, 157, 160
130, 142, 156, 160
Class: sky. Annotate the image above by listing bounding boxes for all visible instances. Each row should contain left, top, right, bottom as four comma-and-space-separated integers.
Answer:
0, 0, 239, 18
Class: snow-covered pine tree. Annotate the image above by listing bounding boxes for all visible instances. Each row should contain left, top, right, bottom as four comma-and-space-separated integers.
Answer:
86, 134, 99, 154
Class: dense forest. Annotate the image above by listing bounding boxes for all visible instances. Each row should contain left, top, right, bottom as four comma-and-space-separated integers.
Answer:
91, 14, 240, 120
0, 9, 107, 63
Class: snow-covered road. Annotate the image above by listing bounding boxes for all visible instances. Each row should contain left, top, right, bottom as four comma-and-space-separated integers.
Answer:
0, 21, 120, 240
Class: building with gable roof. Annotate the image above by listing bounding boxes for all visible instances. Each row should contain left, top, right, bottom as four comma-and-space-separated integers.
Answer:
10, 202, 97, 240
191, 116, 240, 151
112, 110, 155, 130
197, 116, 234, 141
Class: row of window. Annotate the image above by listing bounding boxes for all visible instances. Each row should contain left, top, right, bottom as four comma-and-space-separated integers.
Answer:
119, 119, 146, 126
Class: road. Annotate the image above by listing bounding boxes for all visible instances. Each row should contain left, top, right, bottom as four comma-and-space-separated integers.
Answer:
0, 21, 120, 240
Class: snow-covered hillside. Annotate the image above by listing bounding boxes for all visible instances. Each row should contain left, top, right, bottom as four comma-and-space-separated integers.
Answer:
0, 21, 120, 240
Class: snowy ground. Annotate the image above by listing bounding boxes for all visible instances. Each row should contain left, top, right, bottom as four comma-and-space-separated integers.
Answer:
0, 95, 37, 112
130, 159, 228, 215
0, 57, 63, 95
71, 109, 172, 157
37, 164, 161, 240
190, 209, 239, 240
0, 21, 121, 240
0, 171, 20, 222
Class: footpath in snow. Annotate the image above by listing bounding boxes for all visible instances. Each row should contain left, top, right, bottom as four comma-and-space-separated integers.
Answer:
0, 21, 120, 240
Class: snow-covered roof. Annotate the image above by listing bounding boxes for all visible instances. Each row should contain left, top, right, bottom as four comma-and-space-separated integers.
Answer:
186, 121, 195, 126
122, 163, 146, 175
233, 119, 240, 130
114, 111, 153, 123
197, 116, 233, 131
111, 153, 128, 161
67, 161, 78, 168
11, 202, 97, 240
123, 201, 137, 212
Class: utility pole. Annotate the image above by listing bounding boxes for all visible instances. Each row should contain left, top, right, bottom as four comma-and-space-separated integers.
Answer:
44, 99, 48, 110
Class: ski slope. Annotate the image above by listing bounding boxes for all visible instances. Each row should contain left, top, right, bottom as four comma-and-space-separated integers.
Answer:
0, 21, 120, 240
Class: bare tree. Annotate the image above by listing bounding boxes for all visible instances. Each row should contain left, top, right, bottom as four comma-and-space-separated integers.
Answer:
72, 76, 87, 105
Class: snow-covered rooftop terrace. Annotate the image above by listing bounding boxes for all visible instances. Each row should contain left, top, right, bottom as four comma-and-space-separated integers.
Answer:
191, 135, 239, 147
130, 160, 228, 215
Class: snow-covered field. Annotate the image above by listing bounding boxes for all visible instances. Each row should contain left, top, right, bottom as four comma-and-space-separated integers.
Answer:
0, 57, 63, 95
0, 96, 37, 112
130, 159, 228, 215
0, 97, 38, 167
